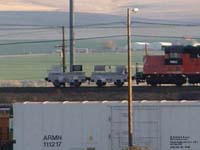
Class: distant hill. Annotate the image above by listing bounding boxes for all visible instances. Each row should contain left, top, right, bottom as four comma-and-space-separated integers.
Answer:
0, 11, 198, 26
0, 11, 125, 26
0, 11, 199, 55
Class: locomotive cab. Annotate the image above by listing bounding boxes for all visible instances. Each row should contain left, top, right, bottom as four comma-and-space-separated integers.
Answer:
164, 46, 183, 65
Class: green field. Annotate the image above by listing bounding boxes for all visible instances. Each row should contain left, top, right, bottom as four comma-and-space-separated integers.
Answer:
0, 51, 163, 80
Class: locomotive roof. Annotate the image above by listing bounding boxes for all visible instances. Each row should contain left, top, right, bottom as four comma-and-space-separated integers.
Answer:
164, 45, 200, 54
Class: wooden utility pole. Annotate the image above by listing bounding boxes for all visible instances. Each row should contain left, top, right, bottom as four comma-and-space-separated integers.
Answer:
127, 8, 133, 149
127, 8, 139, 150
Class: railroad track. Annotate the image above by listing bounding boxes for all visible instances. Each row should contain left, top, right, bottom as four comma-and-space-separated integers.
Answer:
0, 86, 199, 103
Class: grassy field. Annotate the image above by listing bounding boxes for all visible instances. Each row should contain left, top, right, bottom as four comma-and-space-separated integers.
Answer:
0, 51, 163, 80
0, 54, 59, 80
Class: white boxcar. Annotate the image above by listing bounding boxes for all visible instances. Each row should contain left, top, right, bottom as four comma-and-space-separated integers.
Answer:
13, 101, 200, 150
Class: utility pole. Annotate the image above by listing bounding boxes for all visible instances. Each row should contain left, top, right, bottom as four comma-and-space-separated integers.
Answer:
69, 0, 74, 72
127, 8, 133, 149
62, 26, 66, 73
127, 8, 139, 150
145, 43, 148, 56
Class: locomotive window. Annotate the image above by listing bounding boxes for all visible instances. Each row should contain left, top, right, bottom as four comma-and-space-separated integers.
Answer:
190, 53, 200, 58
165, 52, 182, 65
197, 54, 200, 58
169, 53, 181, 58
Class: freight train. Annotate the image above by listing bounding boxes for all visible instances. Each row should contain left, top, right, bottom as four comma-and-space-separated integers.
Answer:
45, 45, 200, 87
136, 45, 200, 86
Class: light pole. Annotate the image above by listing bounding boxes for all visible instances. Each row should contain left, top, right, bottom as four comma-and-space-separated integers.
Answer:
69, 0, 74, 72
62, 26, 66, 73
127, 7, 139, 150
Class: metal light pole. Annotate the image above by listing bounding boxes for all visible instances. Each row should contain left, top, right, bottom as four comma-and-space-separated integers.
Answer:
62, 26, 66, 73
69, 0, 74, 72
127, 8, 139, 150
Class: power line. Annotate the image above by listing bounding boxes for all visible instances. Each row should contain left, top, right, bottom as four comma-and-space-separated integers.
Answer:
0, 20, 200, 29
0, 27, 57, 30
74, 22, 125, 27
74, 21, 200, 28
0, 25, 178, 31
0, 34, 200, 46
0, 24, 59, 27
133, 21, 200, 26
133, 34, 200, 39
0, 22, 125, 28
0, 30, 59, 38
0, 40, 60, 46
75, 25, 185, 29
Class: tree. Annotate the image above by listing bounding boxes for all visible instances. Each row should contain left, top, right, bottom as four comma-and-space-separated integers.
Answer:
103, 40, 117, 50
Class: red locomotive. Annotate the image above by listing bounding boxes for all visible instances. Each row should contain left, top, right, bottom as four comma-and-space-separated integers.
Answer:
136, 45, 200, 86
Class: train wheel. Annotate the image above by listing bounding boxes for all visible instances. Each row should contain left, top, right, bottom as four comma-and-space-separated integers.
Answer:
148, 79, 158, 86
175, 75, 186, 86
70, 81, 81, 87
53, 80, 61, 87
74, 82, 81, 88
96, 80, 106, 87
114, 80, 124, 87
146, 76, 158, 86
150, 83, 157, 87
188, 75, 200, 84
175, 80, 183, 86
60, 83, 66, 87
175, 83, 183, 86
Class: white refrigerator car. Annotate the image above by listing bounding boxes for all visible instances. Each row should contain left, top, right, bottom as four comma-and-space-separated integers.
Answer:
13, 101, 200, 150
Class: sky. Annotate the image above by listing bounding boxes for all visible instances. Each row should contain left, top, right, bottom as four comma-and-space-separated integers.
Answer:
0, 0, 199, 20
